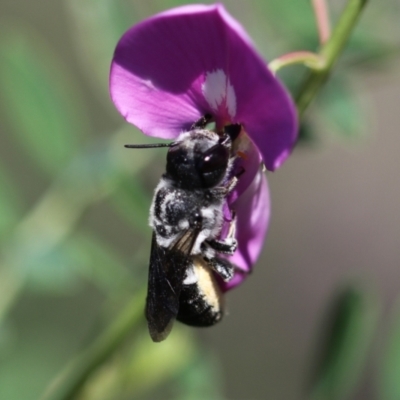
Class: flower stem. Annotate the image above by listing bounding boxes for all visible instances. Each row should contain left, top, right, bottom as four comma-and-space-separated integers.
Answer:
269, 51, 326, 73
312, 0, 331, 44
40, 290, 145, 400
296, 0, 368, 118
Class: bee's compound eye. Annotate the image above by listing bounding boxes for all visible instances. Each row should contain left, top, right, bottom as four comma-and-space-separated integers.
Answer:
197, 145, 229, 187
199, 146, 228, 174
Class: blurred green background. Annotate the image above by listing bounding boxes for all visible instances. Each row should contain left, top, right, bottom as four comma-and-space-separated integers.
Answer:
0, 0, 399, 399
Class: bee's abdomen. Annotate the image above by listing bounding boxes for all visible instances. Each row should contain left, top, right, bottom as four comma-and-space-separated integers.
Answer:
177, 289, 223, 327
177, 257, 224, 327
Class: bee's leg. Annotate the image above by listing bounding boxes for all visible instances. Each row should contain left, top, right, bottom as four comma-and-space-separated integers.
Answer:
206, 237, 237, 255
191, 113, 213, 129
208, 177, 238, 200
205, 210, 237, 255
209, 167, 245, 200
204, 256, 234, 282
207, 187, 229, 200
203, 212, 237, 281
226, 166, 245, 194
224, 175, 239, 194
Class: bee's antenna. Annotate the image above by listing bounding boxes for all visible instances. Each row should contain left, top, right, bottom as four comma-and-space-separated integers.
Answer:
124, 143, 174, 149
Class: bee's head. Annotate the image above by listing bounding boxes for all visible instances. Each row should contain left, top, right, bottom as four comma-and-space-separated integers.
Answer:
165, 128, 234, 190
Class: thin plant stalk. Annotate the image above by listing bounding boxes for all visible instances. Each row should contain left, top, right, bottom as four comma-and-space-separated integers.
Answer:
312, 0, 331, 44
296, 0, 368, 117
41, 290, 145, 400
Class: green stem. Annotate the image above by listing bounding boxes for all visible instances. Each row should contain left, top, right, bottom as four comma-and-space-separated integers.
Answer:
296, 0, 368, 117
269, 51, 326, 73
41, 290, 145, 400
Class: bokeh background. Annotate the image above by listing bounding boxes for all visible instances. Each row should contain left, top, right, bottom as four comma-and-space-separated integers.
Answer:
0, 0, 399, 399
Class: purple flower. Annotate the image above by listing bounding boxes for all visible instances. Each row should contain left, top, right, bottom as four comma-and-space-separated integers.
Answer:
110, 4, 297, 290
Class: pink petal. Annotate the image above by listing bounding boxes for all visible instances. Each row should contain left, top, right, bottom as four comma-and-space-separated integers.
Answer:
110, 4, 297, 168
230, 137, 262, 202
221, 169, 270, 291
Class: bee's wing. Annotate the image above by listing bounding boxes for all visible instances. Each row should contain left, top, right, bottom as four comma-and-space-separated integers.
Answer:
145, 229, 199, 342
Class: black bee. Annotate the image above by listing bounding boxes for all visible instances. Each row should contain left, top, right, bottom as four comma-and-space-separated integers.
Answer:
125, 115, 241, 342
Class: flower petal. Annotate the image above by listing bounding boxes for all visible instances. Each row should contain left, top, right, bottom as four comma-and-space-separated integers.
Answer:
230, 135, 261, 202
220, 169, 270, 291
110, 4, 297, 168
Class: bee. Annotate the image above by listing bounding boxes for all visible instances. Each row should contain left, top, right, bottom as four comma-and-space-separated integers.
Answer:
125, 115, 241, 342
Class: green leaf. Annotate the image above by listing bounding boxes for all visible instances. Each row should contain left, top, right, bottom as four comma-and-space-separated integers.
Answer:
278, 64, 309, 98
111, 173, 152, 233
0, 163, 22, 238
3, 131, 153, 294
21, 241, 82, 293
309, 286, 378, 400
66, 0, 136, 98
318, 77, 367, 140
21, 230, 133, 295
253, 0, 318, 50
125, 328, 197, 397
0, 285, 103, 400
297, 121, 318, 146
0, 24, 90, 174
345, 42, 400, 71
347, 0, 400, 59
379, 299, 400, 400
66, 232, 135, 295
175, 351, 224, 400
74, 327, 198, 400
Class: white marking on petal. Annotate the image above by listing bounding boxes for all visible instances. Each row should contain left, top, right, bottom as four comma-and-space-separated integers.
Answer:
202, 70, 225, 111
202, 69, 237, 118
225, 79, 237, 117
